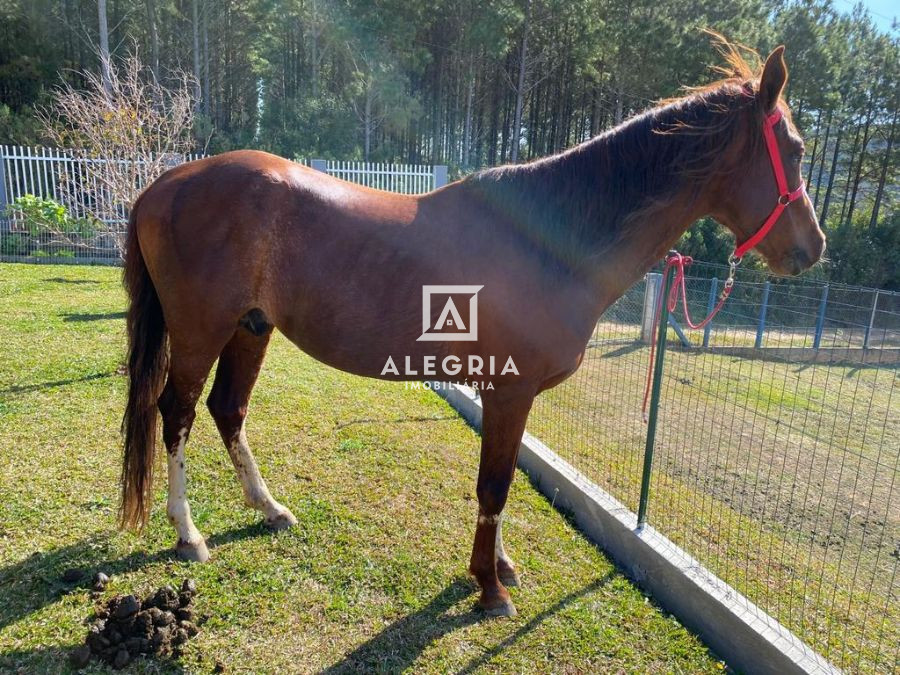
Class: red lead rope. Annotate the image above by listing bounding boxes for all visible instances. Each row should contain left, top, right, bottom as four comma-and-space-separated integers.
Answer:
640, 252, 737, 421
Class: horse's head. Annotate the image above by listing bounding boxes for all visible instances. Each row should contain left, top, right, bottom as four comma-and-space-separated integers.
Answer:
710, 47, 826, 276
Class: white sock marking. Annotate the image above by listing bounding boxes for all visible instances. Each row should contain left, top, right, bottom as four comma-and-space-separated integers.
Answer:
167, 427, 203, 546
228, 423, 288, 521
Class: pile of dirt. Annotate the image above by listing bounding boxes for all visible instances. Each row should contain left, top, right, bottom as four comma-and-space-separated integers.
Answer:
70, 579, 199, 670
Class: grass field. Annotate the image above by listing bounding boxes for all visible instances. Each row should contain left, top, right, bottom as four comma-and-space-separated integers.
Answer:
0, 263, 723, 674
530, 305, 899, 673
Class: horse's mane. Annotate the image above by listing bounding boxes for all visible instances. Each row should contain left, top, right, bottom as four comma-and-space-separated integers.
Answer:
464, 36, 776, 274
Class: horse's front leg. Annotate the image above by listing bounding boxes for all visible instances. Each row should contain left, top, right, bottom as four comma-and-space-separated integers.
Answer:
468, 387, 534, 617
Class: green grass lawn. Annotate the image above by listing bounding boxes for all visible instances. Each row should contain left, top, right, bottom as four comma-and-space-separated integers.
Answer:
0, 263, 723, 674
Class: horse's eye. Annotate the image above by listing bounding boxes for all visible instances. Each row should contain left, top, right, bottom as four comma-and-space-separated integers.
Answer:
791, 153, 803, 165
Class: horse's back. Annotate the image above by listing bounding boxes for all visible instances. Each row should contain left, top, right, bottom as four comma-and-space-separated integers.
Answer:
135, 149, 417, 249
135, 150, 319, 231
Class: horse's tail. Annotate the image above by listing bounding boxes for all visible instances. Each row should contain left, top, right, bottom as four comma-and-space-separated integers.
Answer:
120, 202, 168, 531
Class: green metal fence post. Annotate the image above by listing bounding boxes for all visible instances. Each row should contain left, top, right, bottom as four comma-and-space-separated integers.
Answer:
637, 262, 675, 527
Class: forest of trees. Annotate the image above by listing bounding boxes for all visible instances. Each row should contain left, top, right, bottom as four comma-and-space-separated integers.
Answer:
0, 0, 897, 287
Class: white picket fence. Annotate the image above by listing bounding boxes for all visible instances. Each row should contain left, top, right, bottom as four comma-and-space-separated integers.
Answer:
0, 146, 447, 263
0, 145, 205, 224
308, 158, 446, 194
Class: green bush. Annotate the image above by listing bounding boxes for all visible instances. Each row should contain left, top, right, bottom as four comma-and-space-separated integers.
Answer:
826, 210, 900, 291
0, 233, 29, 256
5, 194, 98, 239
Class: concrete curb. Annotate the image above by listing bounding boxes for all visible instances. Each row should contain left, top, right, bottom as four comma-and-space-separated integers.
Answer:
434, 383, 839, 675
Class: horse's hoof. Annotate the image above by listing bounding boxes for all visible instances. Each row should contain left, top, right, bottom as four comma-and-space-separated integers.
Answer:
481, 599, 518, 618
478, 586, 517, 618
176, 539, 209, 563
264, 509, 298, 531
498, 568, 520, 587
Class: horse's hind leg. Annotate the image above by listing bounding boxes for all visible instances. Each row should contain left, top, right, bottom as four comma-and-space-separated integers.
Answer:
207, 322, 298, 530
159, 347, 221, 562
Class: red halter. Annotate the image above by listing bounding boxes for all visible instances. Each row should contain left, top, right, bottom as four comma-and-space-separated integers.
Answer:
640, 105, 806, 420
732, 106, 806, 259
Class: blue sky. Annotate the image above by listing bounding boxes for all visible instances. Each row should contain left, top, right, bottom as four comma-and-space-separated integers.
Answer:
843, 0, 897, 34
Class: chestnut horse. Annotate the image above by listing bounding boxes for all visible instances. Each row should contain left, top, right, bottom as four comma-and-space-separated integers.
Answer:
121, 45, 824, 617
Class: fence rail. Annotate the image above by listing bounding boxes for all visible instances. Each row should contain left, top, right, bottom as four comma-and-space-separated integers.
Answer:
632, 262, 900, 353
530, 261, 899, 673
0, 146, 446, 261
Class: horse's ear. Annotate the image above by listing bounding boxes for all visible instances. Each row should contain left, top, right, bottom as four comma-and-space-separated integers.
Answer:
759, 46, 787, 114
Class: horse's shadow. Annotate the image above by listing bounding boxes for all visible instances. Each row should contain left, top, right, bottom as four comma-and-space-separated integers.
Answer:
0, 523, 268, 634
61, 310, 127, 322
43, 277, 101, 285
320, 577, 480, 674
0, 371, 116, 396
0, 645, 187, 673
323, 572, 614, 673
597, 342, 645, 359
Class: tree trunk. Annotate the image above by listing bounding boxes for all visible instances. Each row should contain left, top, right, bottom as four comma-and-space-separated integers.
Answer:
202, 0, 210, 115
488, 67, 500, 165
510, 0, 531, 163
500, 83, 511, 162
192, 0, 202, 109
806, 108, 822, 187
97, 0, 112, 96
310, 0, 319, 98
364, 86, 372, 161
869, 110, 896, 231
462, 63, 474, 170
428, 50, 442, 163
846, 103, 875, 225
839, 119, 862, 225
144, 0, 160, 82
528, 80, 540, 154
614, 83, 623, 125
820, 122, 843, 224
814, 109, 833, 208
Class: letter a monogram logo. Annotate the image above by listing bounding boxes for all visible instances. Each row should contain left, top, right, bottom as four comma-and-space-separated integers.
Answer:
417, 285, 483, 341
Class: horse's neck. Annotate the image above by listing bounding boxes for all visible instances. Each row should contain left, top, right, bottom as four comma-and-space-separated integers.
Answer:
586, 195, 708, 313
539, 127, 712, 304
571, 123, 715, 312
466, 102, 717, 310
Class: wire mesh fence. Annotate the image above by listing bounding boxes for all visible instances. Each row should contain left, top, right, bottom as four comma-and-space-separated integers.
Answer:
529, 261, 898, 673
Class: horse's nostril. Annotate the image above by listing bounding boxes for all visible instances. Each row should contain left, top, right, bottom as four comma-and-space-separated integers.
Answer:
789, 247, 813, 274
792, 247, 808, 263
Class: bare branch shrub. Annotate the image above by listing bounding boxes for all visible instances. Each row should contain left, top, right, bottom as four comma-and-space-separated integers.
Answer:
40, 49, 198, 256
